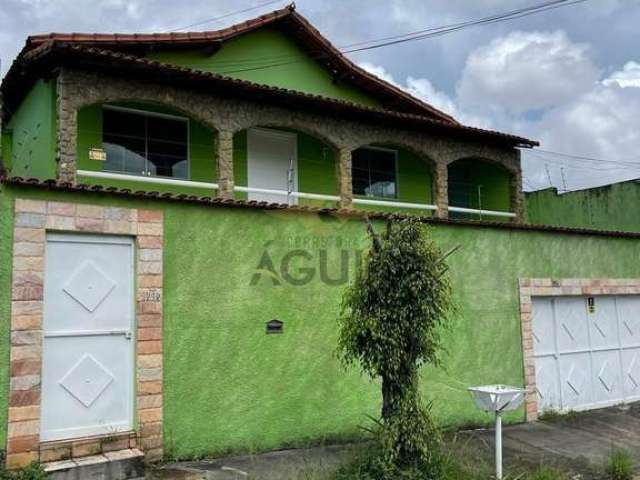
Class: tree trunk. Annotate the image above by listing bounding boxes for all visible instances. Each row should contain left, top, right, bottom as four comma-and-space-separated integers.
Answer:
381, 374, 399, 421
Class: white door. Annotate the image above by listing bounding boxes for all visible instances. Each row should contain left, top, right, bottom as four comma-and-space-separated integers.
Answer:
41, 233, 135, 442
533, 295, 640, 414
247, 128, 297, 204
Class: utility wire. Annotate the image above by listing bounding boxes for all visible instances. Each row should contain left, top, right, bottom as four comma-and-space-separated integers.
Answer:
160, 0, 591, 75
166, 0, 285, 32
524, 148, 640, 168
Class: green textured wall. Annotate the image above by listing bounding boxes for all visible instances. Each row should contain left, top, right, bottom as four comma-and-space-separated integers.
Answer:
76, 103, 217, 196
4, 80, 57, 179
3, 185, 640, 459
525, 182, 640, 232
147, 28, 380, 107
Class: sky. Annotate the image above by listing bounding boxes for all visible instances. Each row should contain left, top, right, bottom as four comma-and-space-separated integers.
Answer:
1, 0, 640, 192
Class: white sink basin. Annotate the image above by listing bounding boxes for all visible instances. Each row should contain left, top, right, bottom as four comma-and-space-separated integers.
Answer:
468, 385, 525, 413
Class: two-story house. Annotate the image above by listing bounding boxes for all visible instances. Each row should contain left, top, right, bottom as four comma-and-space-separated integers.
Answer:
2, 5, 640, 477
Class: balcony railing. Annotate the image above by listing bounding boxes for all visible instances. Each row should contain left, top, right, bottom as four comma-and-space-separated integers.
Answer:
77, 170, 516, 218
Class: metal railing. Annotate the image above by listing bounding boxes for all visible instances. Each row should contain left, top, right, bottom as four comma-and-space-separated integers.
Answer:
77, 170, 516, 218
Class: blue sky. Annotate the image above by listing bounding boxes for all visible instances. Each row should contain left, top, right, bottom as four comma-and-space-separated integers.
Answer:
2, 0, 639, 191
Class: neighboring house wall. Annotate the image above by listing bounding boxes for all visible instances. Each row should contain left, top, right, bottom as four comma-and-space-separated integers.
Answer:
525, 181, 640, 232
3, 80, 57, 179
147, 28, 381, 107
2, 184, 640, 458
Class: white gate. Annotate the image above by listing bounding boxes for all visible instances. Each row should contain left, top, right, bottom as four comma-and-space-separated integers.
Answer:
41, 233, 135, 441
533, 295, 640, 413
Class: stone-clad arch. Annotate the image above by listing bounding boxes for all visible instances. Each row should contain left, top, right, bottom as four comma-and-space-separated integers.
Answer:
447, 155, 522, 220
55, 68, 523, 218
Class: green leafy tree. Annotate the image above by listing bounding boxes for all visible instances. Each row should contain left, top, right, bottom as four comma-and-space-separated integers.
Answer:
337, 216, 456, 474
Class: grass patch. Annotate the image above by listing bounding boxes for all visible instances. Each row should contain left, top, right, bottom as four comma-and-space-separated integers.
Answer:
537, 409, 579, 423
604, 448, 633, 480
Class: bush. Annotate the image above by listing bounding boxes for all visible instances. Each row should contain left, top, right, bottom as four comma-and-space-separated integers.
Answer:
337, 218, 456, 478
0, 462, 47, 480
605, 448, 633, 480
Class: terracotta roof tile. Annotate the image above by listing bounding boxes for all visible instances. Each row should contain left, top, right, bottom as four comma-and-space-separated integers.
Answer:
20, 4, 457, 123
5, 175, 639, 239
2, 41, 537, 147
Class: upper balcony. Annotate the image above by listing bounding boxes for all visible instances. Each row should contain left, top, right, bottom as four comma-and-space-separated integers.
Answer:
57, 91, 525, 223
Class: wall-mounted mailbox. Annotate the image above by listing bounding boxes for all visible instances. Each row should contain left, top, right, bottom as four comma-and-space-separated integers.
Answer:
266, 319, 284, 334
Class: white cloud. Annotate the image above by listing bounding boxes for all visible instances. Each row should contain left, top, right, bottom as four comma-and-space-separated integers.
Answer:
603, 61, 640, 88
458, 30, 599, 114
361, 31, 640, 192
358, 61, 490, 128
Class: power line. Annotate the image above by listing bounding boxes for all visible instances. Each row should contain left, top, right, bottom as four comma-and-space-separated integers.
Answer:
523, 148, 640, 168
342, 0, 589, 54
166, 0, 285, 32
161, 0, 591, 75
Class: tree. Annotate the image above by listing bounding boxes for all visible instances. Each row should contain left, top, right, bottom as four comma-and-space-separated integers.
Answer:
337, 216, 456, 472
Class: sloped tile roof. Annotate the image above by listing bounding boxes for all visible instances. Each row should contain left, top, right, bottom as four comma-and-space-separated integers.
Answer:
2, 40, 537, 147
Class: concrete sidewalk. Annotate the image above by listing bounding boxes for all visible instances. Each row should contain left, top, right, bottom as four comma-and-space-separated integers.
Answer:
152, 403, 640, 479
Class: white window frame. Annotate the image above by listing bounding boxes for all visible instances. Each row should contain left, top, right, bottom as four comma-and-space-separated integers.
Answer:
102, 104, 191, 180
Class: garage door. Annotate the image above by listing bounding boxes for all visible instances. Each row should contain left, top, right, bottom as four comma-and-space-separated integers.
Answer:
533, 295, 640, 413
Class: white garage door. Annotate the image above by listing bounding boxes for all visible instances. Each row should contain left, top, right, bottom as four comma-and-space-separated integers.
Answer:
533, 295, 640, 413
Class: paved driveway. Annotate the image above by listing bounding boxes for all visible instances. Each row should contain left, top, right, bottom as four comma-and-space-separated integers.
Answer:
461, 403, 640, 475
153, 404, 640, 479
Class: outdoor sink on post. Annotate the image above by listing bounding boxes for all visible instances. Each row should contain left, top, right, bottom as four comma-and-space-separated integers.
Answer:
468, 385, 525, 480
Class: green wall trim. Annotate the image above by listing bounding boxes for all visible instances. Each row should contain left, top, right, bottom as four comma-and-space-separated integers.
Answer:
147, 28, 380, 107
3, 184, 640, 458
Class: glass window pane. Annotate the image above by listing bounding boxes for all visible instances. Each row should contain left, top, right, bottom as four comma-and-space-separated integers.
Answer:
102, 107, 189, 179
147, 116, 187, 143
351, 148, 397, 198
147, 139, 188, 178
103, 109, 145, 138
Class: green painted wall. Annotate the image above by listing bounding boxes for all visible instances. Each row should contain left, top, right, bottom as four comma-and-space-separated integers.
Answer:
525, 182, 640, 232
4, 80, 57, 179
3, 185, 640, 458
147, 28, 380, 107
76, 103, 217, 196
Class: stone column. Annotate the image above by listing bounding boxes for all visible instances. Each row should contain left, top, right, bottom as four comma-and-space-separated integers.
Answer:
511, 167, 524, 223
336, 147, 353, 208
434, 161, 449, 219
56, 72, 78, 184
216, 129, 234, 200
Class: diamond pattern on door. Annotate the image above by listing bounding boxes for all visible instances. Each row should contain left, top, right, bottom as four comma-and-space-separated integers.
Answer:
598, 361, 616, 392
627, 354, 640, 388
63, 260, 116, 313
59, 354, 115, 408
566, 364, 587, 395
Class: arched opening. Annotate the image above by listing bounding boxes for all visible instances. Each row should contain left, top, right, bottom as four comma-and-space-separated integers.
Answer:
351, 143, 435, 215
447, 158, 514, 220
232, 126, 338, 207
75, 101, 217, 196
